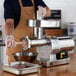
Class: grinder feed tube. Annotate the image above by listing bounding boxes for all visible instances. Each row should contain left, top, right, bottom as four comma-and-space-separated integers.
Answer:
21, 36, 50, 50
21, 36, 75, 53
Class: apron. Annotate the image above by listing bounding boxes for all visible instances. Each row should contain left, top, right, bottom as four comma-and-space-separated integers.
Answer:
6, 0, 36, 63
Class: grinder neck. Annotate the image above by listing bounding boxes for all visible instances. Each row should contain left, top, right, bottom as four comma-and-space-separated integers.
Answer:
34, 27, 43, 39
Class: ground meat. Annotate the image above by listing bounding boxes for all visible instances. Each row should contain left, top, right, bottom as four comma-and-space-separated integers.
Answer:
12, 64, 26, 69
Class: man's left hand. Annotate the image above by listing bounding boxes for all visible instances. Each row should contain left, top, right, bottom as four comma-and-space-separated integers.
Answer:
37, 6, 46, 17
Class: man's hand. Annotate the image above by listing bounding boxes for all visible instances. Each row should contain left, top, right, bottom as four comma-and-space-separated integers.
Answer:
37, 6, 46, 17
5, 35, 16, 48
37, 6, 51, 18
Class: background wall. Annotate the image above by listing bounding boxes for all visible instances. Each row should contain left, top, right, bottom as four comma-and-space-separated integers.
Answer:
0, 0, 76, 28
0, 0, 76, 64
43, 0, 76, 28
0, 0, 6, 65
43, 0, 76, 53
0, 0, 4, 26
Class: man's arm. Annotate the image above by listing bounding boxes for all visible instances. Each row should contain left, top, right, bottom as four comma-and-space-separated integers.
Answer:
4, 19, 16, 48
34, 0, 51, 17
4, 0, 14, 36
4, 0, 16, 47
5, 19, 14, 36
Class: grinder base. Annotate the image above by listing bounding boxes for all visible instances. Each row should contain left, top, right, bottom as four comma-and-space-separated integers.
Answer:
38, 57, 70, 67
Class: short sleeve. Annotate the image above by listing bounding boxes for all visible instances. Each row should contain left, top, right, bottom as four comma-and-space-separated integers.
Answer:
4, 0, 14, 20
34, 0, 46, 7
34, 0, 47, 10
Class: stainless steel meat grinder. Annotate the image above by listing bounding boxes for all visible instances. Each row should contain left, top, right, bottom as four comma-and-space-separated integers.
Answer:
22, 19, 75, 67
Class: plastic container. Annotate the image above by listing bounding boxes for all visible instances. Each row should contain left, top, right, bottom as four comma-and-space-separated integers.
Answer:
67, 22, 76, 35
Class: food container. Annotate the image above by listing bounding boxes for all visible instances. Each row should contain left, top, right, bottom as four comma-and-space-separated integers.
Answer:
67, 22, 76, 35
13, 52, 38, 63
3, 61, 40, 75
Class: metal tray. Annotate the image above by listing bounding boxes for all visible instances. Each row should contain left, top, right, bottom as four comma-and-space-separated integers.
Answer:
3, 61, 40, 75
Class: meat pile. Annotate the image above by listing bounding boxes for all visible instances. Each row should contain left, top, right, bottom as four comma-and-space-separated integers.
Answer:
12, 64, 26, 69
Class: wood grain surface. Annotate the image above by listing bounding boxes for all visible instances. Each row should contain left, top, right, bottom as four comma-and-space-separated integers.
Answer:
3, 53, 76, 76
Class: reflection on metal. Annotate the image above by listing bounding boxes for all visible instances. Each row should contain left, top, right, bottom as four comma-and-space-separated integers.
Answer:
27, 19, 60, 39
34, 27, 43, 39
27, 19, 60, 28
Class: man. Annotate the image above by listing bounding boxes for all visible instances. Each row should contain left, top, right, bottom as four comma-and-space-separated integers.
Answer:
4, 0, 51, 63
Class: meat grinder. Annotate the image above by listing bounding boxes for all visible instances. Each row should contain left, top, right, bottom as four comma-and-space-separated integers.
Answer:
22, 19, 75, 67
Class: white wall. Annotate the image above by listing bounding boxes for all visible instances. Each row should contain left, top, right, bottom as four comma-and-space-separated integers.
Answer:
0, 0, 5, 38
0, 0, 6, 65
0, 0, 76, 28
0, 0, 4, 26
0, 0, 76, 64
43, 0, 76, 28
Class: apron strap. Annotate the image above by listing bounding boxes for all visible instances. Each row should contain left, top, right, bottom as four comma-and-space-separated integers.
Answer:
18, 0, 23, 7
32, 0, 35, 6
18, 0, 35, 7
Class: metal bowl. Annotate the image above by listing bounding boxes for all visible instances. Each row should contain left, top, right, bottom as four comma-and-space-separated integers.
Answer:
13, 52, 38, 63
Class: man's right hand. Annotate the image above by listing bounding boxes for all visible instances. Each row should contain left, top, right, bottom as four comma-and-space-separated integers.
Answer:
5, 35, 16, 48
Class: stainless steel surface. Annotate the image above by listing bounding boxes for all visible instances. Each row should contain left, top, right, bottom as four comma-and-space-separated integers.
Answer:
30, 39, 50, 46
27, 19, 60, 28
3, 61, 40, 75
50, 36, 75, 51
25, 19, 75, 67
27, 19, 60, 39
34, 27, 38, 38
34, 27, 43, 39
39, 58, 70, 67
25, 36, 74, 52
13, 52, 38, 63
22, 36, 50, 49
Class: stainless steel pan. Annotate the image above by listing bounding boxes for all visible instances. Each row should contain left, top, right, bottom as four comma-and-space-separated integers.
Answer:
13, 52, 38, 63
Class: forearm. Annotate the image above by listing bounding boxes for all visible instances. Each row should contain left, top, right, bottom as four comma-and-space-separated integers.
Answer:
5, 19, 14, 36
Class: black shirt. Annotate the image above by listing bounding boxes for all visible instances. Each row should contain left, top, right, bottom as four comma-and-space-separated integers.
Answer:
4, 0, 46, 28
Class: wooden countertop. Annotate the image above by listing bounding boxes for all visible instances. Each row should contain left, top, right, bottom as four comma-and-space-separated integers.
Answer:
2, 53, 76, 76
